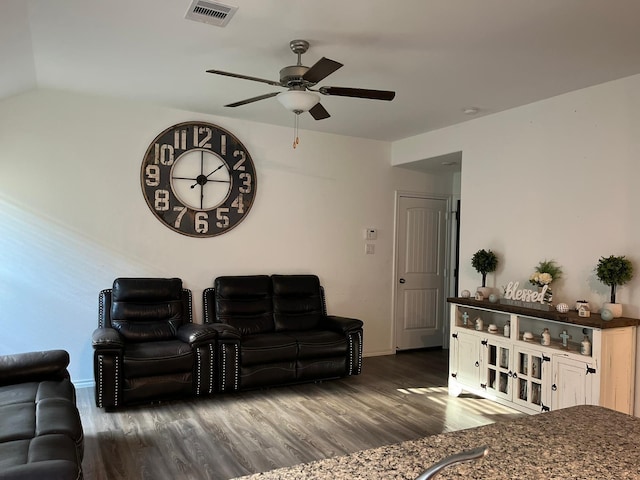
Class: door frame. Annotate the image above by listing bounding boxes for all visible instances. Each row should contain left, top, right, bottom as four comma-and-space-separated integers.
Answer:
391, 190, 456, 351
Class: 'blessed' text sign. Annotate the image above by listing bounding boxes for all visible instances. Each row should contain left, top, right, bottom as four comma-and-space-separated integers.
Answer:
503, 281, 547, 304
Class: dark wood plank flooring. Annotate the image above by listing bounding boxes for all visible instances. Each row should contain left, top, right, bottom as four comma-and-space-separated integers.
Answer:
77, 349, 523, 480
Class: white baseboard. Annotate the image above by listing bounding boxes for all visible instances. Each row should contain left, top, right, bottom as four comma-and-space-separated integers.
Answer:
363, 349, 395, 357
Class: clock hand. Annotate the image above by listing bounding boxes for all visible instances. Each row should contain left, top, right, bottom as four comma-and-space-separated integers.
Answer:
171, 175, 204, 189
204, 164, 226, 178
188, 164, 229, 188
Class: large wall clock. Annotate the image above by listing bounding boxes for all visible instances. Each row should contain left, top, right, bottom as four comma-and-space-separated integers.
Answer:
140, 121, 257, 237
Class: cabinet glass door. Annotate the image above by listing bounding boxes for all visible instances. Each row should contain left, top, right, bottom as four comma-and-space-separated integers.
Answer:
513, 346, 548, 411
485, 339, 511, 400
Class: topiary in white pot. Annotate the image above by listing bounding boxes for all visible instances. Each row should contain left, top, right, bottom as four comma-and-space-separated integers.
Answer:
471, 249, 498, 298
595, 255, 634, 318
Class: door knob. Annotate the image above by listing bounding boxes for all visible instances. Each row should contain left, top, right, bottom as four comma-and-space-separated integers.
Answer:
399, 278, 406, 283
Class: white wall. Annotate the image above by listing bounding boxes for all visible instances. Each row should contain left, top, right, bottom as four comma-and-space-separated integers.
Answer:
392, 73, 640, 413
0, 0, 36, 99
0, 89, 447, 385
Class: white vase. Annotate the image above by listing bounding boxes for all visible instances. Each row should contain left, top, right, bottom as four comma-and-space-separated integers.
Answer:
476, 287, 491, 299
603, 302, 623, 318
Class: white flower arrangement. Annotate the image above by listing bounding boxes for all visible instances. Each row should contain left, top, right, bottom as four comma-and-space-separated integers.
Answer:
529, 272, 553, 286
529, 260, 562, 288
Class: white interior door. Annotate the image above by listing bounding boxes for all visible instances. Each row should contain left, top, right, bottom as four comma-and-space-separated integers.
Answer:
395, 195, 448, 350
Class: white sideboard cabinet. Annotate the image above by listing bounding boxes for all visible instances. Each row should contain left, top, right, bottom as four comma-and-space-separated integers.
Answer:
448, 298, 639, 415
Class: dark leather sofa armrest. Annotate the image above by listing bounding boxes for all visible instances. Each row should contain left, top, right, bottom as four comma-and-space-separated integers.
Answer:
322, 315, 364, 333
176, 323, 218, 346
92, 327, 124, 350
0, 350, 70, 386
207, 322, 242, 341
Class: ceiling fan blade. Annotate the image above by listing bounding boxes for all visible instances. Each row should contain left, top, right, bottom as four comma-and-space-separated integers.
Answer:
206, 69, 282, 87
225, 92, 280, 107
303, 57, 343, 84
319, 86, 396, 101
309, 103, 330, 120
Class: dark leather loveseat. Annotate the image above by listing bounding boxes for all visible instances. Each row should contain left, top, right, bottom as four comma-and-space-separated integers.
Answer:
0, 350, 84, 480
92, 278, 219, 408
203, 274, 363, 391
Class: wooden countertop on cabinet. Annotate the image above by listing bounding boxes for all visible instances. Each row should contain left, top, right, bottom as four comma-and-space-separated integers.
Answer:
447, 297, 640, 328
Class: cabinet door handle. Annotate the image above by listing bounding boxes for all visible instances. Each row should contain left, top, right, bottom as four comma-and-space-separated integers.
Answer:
551, 384, 557, 391
474, 361, 479, 367
512, 372, 518, 379
399, 278, 406, 284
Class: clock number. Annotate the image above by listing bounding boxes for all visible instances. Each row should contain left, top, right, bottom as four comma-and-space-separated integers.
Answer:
195, 212, 209, 233
239, 172, 252, 194
173, 206, 187, 228
216, 207, 230, 228
174, 129, 187, 150
233, 150, 246, 171
154, 143, 175, 166
221, 134, 227, 155
154, 189, 170, 211
194, 127, 212, 148
145, 165, 160, 187
231, 194, 244, 214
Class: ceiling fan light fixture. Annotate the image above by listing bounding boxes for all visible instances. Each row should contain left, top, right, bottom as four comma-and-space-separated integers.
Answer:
277, 90, 320, 114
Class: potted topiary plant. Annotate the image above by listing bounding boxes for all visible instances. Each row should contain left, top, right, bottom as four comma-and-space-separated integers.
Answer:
595, 255, 634, 318
471, 249, 498, 298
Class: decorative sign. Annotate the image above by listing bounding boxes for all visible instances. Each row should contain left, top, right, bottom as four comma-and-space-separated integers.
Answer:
500, 281, 552, 311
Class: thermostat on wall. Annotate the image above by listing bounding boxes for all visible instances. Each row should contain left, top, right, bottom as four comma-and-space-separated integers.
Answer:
364, 228, 377, 240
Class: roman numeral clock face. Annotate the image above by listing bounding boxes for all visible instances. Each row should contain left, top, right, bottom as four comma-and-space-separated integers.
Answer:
140, 122, 257, 237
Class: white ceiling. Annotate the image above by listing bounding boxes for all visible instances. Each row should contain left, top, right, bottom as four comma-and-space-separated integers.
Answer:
3, 0, 640, 142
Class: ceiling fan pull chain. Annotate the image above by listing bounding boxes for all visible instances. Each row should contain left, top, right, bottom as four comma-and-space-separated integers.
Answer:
293, 113, 300, 149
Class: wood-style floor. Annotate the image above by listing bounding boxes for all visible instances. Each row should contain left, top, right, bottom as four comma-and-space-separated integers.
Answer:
77, 349, 523, 480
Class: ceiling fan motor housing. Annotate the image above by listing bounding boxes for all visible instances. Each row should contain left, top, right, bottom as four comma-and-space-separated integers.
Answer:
279, 65, 311, 88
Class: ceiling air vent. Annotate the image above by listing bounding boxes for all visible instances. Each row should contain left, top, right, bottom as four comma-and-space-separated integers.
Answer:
185, 0, 238, 27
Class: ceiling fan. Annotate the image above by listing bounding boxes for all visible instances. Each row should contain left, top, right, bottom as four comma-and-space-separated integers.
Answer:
206, 39, 396, 121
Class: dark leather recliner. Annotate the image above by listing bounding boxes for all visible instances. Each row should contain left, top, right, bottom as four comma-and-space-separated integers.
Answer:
203, 274, 363, 391
0, 350, 84, 480
91, 277, 218, 408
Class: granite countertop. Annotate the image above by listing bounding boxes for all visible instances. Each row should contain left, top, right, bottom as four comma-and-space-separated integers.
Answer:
235, 405, 640, 479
